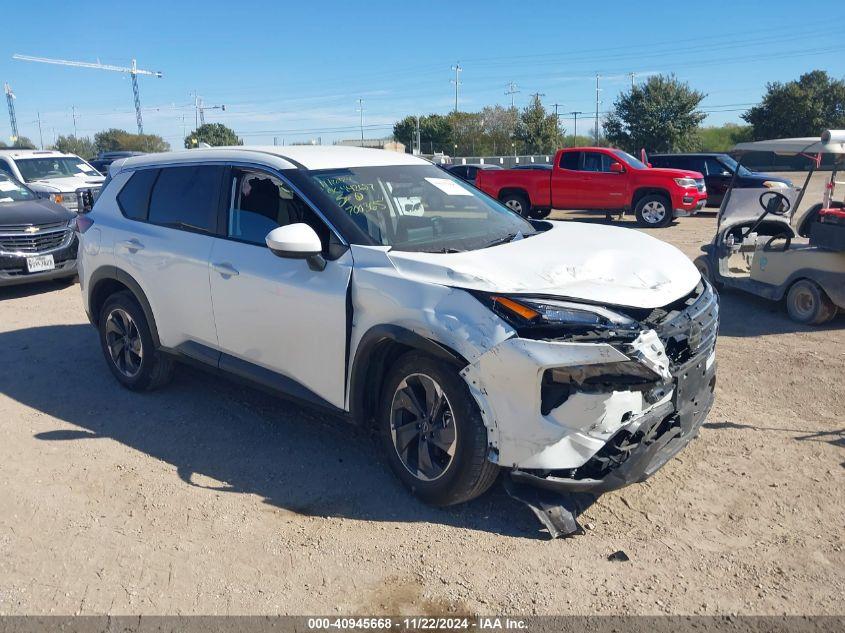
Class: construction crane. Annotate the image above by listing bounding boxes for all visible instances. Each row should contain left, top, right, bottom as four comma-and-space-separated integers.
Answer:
4, 83, 18, 143
12, 54, 163, 135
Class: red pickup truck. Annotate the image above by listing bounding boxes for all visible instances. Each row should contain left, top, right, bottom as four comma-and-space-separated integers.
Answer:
475, 147, 707, 227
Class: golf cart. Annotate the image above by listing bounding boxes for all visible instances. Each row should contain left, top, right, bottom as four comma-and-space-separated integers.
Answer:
694, 130, 845, 325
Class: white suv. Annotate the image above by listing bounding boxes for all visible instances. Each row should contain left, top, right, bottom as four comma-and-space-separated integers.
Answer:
78, 146, 717, 520
0, 149, 104, 212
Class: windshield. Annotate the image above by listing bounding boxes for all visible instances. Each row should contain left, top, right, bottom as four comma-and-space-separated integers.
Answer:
719, 155, 752, 177
305, 164, 536, 252
14, 156, 101, 182
613, 150, 647, 169
0, 174, 37, 203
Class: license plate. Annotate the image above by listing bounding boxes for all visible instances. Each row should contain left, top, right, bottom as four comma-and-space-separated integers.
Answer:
26, 254, 55, 273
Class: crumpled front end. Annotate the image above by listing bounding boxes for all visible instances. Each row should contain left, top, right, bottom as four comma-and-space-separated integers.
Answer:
463, 281, 718, 493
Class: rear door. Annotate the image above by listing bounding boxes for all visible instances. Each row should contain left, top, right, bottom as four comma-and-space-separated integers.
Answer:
111, 164, 222, 351
550, 151, 582, 209
207, 167, 352, 409
577, 151, 627, 209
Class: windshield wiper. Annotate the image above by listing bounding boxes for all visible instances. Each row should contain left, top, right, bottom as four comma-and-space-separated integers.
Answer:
482, 231, 530, 248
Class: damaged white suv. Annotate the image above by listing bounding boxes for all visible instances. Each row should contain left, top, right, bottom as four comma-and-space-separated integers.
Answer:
79, 147, 717, 519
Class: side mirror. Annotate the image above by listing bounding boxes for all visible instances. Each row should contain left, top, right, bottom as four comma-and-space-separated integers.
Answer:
266, 223, 326, 271
609, 162, 625, 174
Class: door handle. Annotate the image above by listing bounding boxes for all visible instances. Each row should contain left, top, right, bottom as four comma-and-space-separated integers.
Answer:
119, 239, 144, 253
212, 262, 239, 277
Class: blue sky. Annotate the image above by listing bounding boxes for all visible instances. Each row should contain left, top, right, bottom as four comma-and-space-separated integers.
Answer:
2, 0, 844, 149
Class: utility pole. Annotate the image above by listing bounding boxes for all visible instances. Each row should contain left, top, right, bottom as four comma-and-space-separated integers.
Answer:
594, 74, 602, 145
530, 92, 545, 103
629, 72, 636, 90
569, 111, 583, 145
356, 98, 365, 146
414, 115, 421, 155
71, 105, 77, 137
4, 83, 18, 143
36, 111, 43, 149
505, 81, 520, 108
450, 62, 462, 113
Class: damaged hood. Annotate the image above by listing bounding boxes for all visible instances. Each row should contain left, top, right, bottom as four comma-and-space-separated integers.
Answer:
386, 222, 701, 309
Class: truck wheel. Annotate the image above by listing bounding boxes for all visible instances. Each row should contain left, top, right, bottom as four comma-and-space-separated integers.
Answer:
786, 280, 837, 325
378, 351, 499, 507
635, 195, 672, 228
502, 192, 530, 217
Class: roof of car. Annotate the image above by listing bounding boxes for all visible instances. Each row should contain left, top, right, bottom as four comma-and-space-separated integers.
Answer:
119, 145, 430, 172
649, 152, 726, 157
733, 134, 845, 155
0, 149, 79, 158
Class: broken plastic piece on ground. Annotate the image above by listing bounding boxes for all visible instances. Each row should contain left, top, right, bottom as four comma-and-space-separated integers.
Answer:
607, 550, 630, 562
503, 476, 596, 538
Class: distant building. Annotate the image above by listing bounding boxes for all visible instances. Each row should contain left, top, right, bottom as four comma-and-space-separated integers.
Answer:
336, 138, 406, 153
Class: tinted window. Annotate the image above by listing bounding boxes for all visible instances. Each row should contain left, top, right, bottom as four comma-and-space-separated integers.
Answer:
582, 152, 615, 172
559, 152, 580, 170
705, 158, 731, 176
0, 160, 13, 177
116, 169, 159, 221
148, 165, 222, 233
227, 169, 328, 248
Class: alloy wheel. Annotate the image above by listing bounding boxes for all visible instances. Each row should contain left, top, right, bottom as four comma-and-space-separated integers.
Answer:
105, 308, 143, 378
792, 288, 815, 318
389, 373, 458, 482
641, 201, 667, 224
505, 199, 523, 214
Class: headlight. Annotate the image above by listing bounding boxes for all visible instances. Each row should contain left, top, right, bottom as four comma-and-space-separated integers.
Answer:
487, 295, 639, 331
49, 193, 64, 205
674, 177, 697, 188
762, 181, 787, 189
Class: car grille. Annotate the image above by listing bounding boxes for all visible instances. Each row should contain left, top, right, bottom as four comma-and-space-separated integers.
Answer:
651, 281, 719, 368
0, 222, 72, 255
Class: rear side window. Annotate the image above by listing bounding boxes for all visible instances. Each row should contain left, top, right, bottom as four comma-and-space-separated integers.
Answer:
148, 165, 223, 233
116, 169, 159, 221
559, 152, 580, 170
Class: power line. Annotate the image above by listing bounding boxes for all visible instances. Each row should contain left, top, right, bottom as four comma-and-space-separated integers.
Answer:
356, 98, 365, 145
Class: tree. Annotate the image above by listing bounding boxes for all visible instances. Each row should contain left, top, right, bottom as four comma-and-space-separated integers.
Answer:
698, 124, 752, 152
742, 70, 845, 140
479, 105, 518, 155
513, 95, 563, 154
185, 123, 241, 148
393, 114, 454, 154
11, 136, 36, 149
54, 135, 96, 159
604, 74, 706, 153
94, 128, 169, 153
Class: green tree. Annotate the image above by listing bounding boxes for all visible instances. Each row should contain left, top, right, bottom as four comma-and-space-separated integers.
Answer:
393, 114, 453, 154
513, 95, 563, 154
11, 136, 36, 149
697, 124, 752, 152
479, 105, 518, 155
604, 74, 706, 153
54, 135, 97, 159
185, 123, 241, 148
94, 128, 169, 153
742, 70, 845, 140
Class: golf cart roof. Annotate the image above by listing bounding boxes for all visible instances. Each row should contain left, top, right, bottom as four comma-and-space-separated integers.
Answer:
733, 130, 845, 155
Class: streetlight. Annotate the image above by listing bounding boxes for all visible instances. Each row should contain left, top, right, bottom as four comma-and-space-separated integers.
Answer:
454, 143, 458, 157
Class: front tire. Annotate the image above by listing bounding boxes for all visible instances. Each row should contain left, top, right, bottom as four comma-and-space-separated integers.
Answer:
378, 352, 499, 506
785, 280, 837, 325
98, 291, 174, 391
501, 192, 530, 217
635, 194, 673, 228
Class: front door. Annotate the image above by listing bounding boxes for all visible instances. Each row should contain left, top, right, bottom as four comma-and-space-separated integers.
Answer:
550, 150, 582, 209
208, 168, 352, 409
577, 151, 627, 209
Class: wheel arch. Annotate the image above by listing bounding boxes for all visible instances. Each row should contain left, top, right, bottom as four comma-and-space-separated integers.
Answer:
632, 187, 671, 208
778, 270, 845, 307
498, 187, 531, 205
88, 266, 161, 348
348, 325, 470, 427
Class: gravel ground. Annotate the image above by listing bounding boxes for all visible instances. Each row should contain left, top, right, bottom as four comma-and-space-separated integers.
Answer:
0, 173, 842, 616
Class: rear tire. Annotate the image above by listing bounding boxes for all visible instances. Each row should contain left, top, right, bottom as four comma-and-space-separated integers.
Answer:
378, 351, 499, 506
785, 280, 837, 325
530, 208, 551, 219
501, 192, 530, 217
635, 194, 673, 228
98, 291, 174, 391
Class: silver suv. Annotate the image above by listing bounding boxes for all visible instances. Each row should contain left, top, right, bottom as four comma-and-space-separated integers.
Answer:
78, 146, 717, 525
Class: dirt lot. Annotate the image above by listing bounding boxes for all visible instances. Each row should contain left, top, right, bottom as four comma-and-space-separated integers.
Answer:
0, 173, 842, 616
